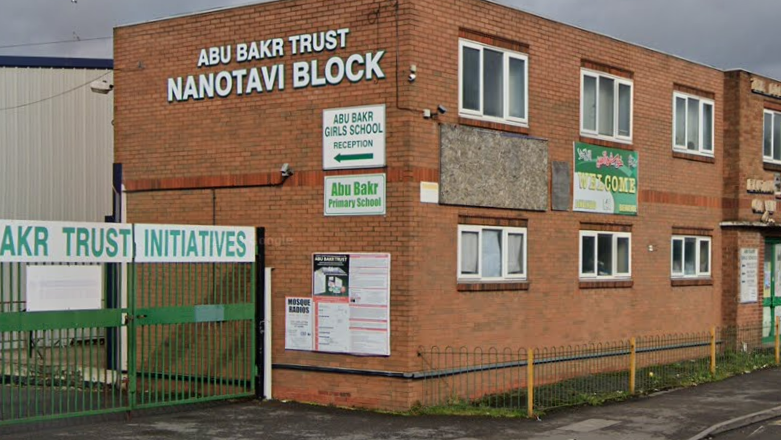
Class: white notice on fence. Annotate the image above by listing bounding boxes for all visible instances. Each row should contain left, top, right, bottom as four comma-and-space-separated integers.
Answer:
26, 265, 102, 311
740, 248, 759, 303
285, 297, 313, 351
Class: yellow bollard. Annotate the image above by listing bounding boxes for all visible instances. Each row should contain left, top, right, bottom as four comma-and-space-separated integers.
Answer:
527, 348, 534, 418
710, 327, 716, 376
629, 337, 637, 395
776, 316, 781, 365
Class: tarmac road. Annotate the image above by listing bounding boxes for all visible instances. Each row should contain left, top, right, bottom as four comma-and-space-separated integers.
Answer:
2, 368, 781, 440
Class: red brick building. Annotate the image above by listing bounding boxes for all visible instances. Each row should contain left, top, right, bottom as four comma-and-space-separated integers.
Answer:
114, 0, 781, 410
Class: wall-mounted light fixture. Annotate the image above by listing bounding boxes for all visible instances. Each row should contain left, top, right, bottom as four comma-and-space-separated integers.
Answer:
90, 79, 113, 94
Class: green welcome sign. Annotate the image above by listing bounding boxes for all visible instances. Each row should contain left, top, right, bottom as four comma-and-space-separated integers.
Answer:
573, 142, 638, 216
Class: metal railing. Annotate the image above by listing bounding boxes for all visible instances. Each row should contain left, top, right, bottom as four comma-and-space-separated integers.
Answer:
0, 260, 256, 426
418, 322, 779, 416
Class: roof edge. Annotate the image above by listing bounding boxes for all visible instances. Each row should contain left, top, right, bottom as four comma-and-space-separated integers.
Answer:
0, 56, 113, 70
113, 0, 781, 83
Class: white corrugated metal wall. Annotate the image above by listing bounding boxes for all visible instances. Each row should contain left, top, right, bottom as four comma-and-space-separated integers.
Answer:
0, 67, 114, 222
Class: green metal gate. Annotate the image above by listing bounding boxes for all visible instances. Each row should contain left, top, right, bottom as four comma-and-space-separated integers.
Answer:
129, 261, 256, 409
0, 262, 128, 424
0, 221, 261, 427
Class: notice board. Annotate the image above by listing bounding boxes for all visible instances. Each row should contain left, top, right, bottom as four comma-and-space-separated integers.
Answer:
307, 253, 391, 356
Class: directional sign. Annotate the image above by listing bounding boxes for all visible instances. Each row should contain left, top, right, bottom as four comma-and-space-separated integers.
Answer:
323, 104, 386, 170
335, 153, 374, 163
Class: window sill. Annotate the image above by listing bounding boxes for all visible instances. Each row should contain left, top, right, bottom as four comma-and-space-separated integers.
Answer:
578, 135, 633, 151
579, 280, 633, 289
672, 151, 715, 163
457, 282, 529, 292
459, 116, 530, 135
764, 162, 781, 172
671, 278, 713, 287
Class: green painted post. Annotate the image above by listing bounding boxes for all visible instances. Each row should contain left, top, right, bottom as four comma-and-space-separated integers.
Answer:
127, 262, 137, 412
254, 227, 265, 399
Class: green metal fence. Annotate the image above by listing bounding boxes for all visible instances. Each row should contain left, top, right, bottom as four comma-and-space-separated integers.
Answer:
0, 259, 257, 426
0, 262, 128, 425
418, 323, 777, 416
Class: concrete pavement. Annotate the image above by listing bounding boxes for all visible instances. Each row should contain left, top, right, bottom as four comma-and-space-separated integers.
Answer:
712, 415, 781, 440
3, 368, 781, 439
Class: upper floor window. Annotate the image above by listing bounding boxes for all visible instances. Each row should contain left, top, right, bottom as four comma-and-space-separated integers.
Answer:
459, 39, 528, 126
764, 109, 781, 164
458, 225, 527, 282
579, 231, 631, 280
581, 70, 633, 143
673, 92, 714, 156
671, 235, 711, 278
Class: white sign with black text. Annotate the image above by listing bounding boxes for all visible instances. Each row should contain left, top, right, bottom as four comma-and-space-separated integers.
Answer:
285, 297, 314, 351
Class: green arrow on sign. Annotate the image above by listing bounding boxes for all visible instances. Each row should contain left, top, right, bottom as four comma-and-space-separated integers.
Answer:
335, 153, 374, 162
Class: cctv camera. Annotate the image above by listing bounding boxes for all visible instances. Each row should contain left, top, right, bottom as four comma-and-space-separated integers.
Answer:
408, 73, 417, 82
280, 163, 293, 177
437, 105, 447, 115
90, 80, 113, 94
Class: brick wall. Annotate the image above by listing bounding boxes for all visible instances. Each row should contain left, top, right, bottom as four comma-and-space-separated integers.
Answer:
116, 0, 421, 409
403, 0, 724, 355
114, 0, 778, 410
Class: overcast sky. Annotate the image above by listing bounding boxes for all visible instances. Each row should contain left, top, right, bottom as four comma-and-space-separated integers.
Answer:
1, 0, 779, 79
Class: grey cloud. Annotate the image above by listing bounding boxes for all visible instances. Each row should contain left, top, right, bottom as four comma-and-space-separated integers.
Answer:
496, 0, 781, 78
1, 0, 779, 79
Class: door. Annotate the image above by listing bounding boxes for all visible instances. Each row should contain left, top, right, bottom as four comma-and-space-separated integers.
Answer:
763, 240, 781, 343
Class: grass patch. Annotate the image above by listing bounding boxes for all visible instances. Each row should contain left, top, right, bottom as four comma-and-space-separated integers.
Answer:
409, 401, 526, 418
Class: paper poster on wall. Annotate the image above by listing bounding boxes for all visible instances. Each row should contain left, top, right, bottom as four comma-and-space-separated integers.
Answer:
315, 298, 352, 353
313, 254, 350, 297
740, 248, 759, 303
312, 253, 390, 356
285, 297, 313, 351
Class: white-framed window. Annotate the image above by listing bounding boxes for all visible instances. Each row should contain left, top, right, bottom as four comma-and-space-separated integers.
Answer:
763, 109, 781, 164
458, 225, 527, 281
671, 235, 711, 278
673, 92, 714, 155
579, 231, 631, 280
581, 69, 633, 143
459, 39, 528, 126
